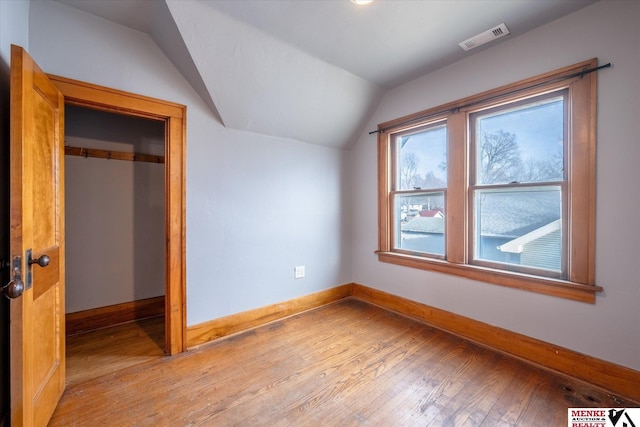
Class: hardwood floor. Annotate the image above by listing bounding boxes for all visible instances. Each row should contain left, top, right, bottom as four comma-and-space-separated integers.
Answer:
52, 299, 632, 426
65, 316, 165, 387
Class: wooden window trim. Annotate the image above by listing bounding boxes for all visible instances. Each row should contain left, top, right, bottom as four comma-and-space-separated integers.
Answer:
377, 59, 602, 303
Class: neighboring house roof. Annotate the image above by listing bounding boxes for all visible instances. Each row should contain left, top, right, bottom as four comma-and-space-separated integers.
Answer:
419, 209, 444, 218
401, 217, 444, 234
477, 191, 560, 238
497, 219, 561, 253
400, 190, 560, 239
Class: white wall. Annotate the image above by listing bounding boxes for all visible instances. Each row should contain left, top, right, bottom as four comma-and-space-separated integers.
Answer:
1, 0, 29, 262
27, 0, 352, 325
0, 0, 29, 70
64, 108, 165, 313
351, 0, 640, 371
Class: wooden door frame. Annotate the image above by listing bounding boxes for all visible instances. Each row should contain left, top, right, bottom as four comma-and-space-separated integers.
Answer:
48, 75, 186, 355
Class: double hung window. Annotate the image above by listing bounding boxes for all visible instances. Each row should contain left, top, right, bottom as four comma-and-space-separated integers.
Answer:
377, 60, 601, 302
392, 121, 447, 257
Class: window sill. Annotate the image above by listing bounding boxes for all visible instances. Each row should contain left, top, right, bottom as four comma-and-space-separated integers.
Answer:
376, 251, 602, 303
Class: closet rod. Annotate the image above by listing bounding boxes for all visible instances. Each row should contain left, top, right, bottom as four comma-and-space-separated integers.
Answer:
65, 146, 165, 164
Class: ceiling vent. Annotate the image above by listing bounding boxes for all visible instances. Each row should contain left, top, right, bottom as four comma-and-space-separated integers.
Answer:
459, 23, 510, 51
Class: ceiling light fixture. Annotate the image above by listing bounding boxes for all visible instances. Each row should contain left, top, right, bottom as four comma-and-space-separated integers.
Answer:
351, 0, 373, 5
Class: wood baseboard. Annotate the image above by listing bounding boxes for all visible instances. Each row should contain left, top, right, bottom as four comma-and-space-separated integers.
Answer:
351, 283, 640, 404
186, 284, 353, 348
66, 296, 165, 336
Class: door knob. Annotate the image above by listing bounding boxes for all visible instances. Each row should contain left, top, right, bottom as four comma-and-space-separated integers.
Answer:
2, 279, 24, 299
3, 255, 24, 299
29, 254, 50, 268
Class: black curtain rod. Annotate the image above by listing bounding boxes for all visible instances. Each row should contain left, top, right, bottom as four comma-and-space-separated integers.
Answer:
368, 62, 612, 135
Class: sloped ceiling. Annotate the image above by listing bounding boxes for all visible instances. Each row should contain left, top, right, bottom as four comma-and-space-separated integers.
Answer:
54, 0, 597, 149
166, 0, 382, 149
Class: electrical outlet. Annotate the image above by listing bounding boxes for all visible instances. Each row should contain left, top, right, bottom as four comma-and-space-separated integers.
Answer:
294, 266, 305, 279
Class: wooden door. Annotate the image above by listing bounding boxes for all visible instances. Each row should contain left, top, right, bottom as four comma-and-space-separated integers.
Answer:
9, 45, 65, 427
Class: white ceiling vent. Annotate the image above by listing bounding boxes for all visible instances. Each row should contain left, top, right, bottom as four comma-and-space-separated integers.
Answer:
459, 23, 510, 51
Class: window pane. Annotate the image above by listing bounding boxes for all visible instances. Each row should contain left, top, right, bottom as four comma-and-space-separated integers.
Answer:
474, 187, 562, 273
396, 123, 447, 190
394, 192, 445, 256
474, 95, 565, 185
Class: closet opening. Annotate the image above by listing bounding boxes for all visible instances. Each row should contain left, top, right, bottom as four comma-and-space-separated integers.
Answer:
63, 105, 166, 385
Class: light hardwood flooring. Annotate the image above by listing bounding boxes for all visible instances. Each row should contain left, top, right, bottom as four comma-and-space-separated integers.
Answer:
53, 299, 632, 426
65, 316, 165, 387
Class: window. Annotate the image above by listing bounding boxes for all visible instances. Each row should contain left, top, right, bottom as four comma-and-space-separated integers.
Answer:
392, 122, 447, 257
377, 60, 601, 303
470, 91, 566, 277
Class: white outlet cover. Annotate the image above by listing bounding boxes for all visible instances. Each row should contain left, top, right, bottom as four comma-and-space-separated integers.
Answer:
294, 266, 305, 279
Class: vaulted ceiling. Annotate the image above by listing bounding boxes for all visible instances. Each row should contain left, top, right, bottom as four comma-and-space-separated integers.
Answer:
55, 0, 597, 149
